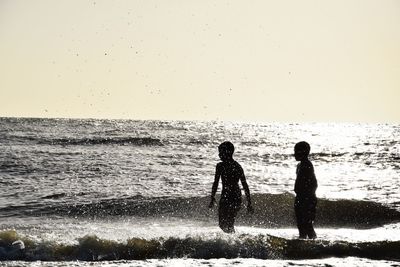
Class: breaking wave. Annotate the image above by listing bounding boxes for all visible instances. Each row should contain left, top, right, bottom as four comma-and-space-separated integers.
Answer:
0, 230, 399, 261
2, 194, 400, 228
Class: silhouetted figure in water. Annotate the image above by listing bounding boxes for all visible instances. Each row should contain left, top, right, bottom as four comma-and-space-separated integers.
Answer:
209, 141, 253, 233
294, 141, 318, 239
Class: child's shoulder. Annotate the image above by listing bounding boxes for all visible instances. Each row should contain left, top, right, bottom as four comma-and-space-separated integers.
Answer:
233, 160, 244, 170
234, 159, 242, 165
299, 159, 314, 169
217, 160, 243, 169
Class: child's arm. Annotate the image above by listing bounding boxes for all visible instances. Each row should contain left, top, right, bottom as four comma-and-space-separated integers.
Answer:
209, 163, 221, 208
308, 168, 318, 195
239, 168, 253, 213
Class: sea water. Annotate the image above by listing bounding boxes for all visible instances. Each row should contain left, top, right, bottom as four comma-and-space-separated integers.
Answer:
0, 117, 399, 266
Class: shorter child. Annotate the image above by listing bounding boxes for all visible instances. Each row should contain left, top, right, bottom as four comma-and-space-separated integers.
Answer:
209, 141, 253, 233
294, 141, 318, 239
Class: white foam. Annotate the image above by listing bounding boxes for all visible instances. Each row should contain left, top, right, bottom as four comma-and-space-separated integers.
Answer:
2, 216, 400, 244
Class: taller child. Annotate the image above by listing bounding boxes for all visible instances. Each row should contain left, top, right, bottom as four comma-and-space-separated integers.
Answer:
294, 141, 318, 239
209, 141, 253, 233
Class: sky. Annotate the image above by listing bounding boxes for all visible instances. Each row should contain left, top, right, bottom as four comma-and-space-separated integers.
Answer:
0, 0, 399, 122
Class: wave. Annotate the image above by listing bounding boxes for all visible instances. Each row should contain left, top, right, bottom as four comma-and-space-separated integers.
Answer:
311, 152, 348, 158
0, 230, 399, 261
263, 153, 348, 162
2, 194, 400, 228
46, 137, 164, 146
5, 136, 164, 146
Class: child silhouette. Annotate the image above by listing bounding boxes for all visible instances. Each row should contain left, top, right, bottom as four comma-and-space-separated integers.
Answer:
294, 141, 318, 239
209, 141, 253, 233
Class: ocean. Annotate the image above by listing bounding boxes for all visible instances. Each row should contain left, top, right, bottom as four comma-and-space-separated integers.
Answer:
0, 117, 399, 266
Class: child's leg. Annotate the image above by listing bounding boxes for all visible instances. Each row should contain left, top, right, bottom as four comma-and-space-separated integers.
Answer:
218, 207, 234, 233
295, 201, 307, 238
218, 202, 229, 232
296, 220, 308, 239
305, 221, 317, 239
218, 201, 240, 233
295, 197, 317, 239
306, 199, 317, 239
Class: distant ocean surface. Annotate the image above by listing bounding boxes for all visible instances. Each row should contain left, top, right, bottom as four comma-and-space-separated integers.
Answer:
0, 117, 399, 266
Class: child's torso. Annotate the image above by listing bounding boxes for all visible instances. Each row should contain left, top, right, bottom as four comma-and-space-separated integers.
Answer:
295, 159, 317, 198
220, 160, 242, 198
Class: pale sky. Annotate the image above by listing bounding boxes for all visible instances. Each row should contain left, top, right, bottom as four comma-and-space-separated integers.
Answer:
0, 0, 399, 122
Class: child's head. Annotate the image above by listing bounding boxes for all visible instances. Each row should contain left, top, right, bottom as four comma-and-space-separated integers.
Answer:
294, 141, 310, 161
218, 141, 234, 161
